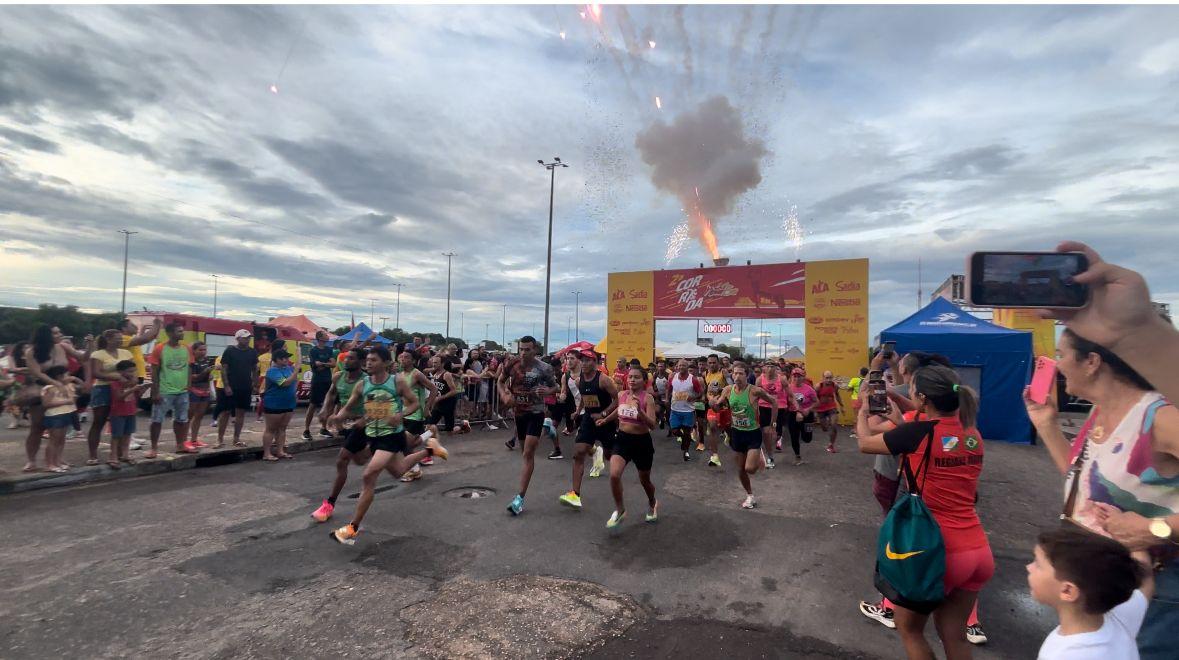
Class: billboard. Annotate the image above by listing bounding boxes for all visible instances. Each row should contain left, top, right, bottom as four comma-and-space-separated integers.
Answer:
653, 262, 806, 319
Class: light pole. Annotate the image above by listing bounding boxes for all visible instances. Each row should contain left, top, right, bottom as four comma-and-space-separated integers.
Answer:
567, 316, 572, 345
501, 304, 507, 348
379, 316, 389, 332
369, 299, 376, 328
212, 274, 219, 318
442, 252, 456, 339
537, 157, 569, 355
118, 229, 137, 315
485, 322, 489, 345
460, 312, 465, 343
571, 290, 582, 341
393, 283, 403, 331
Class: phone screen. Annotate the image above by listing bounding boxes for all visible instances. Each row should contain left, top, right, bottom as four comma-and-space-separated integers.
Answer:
968, 252, 1089, 308
867, 377, 889, 415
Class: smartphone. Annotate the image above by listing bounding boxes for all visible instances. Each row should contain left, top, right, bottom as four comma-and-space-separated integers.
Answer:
967, 251, 1089, 308
867, 371, 889, 415
879, 341, 897, 360
1028, 356, 1057, 405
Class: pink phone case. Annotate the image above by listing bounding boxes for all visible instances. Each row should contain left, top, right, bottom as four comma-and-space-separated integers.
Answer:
1029, 357, 1057, 405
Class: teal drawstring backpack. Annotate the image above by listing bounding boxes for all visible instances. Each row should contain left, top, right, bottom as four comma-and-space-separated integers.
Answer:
874, 425, 946, 614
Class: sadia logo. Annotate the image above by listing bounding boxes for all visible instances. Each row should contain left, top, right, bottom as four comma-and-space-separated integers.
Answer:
933, 312, 959, 323
811, 280, 829, 295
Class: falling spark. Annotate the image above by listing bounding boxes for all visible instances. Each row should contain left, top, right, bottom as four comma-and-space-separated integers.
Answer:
269, 84, 279, 94
579, 11, 586, 19
655, 96, 662, 109
649, 40, 656, 49
560, 30, 566, 40
665, 222, 690, 264
589, 3, 602, 22
782, 204, 803, 258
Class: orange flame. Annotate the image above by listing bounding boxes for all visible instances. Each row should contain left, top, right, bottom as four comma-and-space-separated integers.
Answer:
699, 215, 720, 260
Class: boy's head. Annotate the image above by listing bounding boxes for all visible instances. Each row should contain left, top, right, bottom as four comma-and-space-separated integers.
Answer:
1028, 528, 1143, 614
45, 365, 68, 380
116, 359, 136, 377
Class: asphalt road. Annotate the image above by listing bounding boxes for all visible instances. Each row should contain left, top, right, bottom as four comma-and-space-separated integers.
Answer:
0, 425, 1061, 659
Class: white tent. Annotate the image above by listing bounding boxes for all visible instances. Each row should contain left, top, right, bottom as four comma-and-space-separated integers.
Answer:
660, 341, 723, 359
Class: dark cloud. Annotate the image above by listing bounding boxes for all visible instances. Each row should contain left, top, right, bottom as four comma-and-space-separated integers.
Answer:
0, 126, 60, 153
69, 124, 155, 159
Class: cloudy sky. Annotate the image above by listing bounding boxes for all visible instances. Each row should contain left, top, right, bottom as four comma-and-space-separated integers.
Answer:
2, 4, 1177, 352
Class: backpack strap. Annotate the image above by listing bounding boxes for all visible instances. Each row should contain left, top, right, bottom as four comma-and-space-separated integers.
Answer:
1063, 407, 1099, 521
900, 423, 937, 497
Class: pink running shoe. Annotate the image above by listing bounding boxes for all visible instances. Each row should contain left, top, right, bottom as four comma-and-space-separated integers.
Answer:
311, 500, 334, 522
420, 456, 435, 466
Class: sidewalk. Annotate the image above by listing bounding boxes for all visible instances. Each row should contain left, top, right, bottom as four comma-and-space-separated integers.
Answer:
0, 411, 341, 495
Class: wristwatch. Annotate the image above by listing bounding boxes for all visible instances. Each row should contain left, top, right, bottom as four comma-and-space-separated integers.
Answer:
1149, 517, 1176, 544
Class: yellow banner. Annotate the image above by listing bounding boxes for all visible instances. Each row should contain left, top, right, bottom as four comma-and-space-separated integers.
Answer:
992, 308, 1056, 358
606, 271, 655, 368
804, 258, 870, 426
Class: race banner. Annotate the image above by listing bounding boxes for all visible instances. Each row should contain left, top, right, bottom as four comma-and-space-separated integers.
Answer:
802, 258, 870, 426
653, 263, 805, 319
606, 270, 655, 368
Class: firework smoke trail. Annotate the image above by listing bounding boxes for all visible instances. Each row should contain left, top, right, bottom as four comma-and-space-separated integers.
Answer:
665, 222, 690, 264
782, 204, 803, 259
671, 6, 694, 100
728, 6, 754, 84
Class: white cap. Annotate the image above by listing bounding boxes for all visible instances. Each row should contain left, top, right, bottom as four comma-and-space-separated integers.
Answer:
234, 329, 251, 339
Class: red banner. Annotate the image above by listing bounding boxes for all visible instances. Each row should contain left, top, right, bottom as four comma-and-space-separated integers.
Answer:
653, 263, 806, 319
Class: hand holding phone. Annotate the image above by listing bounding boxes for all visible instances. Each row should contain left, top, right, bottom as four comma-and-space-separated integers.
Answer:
968, 251, 1090, 308
867, 370, 889, 415
1028, 356, 1057, 405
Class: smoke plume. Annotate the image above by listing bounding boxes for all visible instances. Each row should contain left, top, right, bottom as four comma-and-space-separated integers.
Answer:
635, 95, 767, 258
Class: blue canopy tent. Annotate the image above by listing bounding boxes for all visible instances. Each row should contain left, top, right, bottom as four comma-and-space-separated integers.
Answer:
334, 322, 392, 345
880, 298, 1034, 444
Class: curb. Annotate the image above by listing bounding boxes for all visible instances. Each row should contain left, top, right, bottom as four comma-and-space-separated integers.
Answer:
0, 435, 342, 496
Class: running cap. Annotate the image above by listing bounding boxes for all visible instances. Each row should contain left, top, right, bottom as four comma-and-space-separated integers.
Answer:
234, 329, 251, 339
791, 368, 805, 376
578, 349, 597, 359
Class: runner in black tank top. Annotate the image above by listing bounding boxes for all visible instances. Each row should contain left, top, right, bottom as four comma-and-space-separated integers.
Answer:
558, 350, 618, 511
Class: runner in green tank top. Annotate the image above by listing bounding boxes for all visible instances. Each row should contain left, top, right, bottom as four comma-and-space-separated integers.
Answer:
397, 350, 440, 482
715, 362, 777, 510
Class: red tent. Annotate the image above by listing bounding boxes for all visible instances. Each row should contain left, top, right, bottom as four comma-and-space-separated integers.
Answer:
554, 340, 597, 357
269, 314, 333, 340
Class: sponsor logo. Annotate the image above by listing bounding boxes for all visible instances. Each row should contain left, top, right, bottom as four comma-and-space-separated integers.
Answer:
611, 289, 626, 301
965, 436, 979, 450
812, 300, 827, 309
836, 280, 862, 292
941, 436, 960, 451
934, 312, 959, 322
808, 316, 823, 325
831, 298, 861, 307
811, 280, 830, 295
884, 543, 924, 560
918, 311, 979, 328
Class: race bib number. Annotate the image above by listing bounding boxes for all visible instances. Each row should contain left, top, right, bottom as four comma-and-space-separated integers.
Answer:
672, 391, 690, 402
733, 413, 751, 428
581, 394, 600, 409
618, 404, 640, 422
514, 392, 533, 405
365, 401, 392, 420
795, 393, 806, 404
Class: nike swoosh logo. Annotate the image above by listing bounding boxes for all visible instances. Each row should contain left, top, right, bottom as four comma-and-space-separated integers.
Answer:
885, 543, 924, 560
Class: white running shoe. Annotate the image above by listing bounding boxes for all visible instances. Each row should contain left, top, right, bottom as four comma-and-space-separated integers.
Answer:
592, 445, 605, 471
858, 601, 896, 629
741, 495, 756, 509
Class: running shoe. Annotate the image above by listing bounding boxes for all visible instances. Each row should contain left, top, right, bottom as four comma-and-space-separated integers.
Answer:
548, 447, 564, 460
330, 523, 359, 545
420, 456, 435, 466
558, 491, 582, 509
461, 420, 472, 433
193, 439, 210, 448
311, 499, 334, 522
775, 439, 782, 451
683, 451, 691, 462
505, 437, 517, 450
67, 429, 84, 439
794, 456, 804, 466
695, 442, 705, 452
966, 624, 987, 645
826, 444, 839, 453
319, 428, 335, 438
858, 601, 896, 629
507, 494, 524, 516
400, 465, 422, 482
426, 437, 449, 461
182, 440, 201, 453
592, 445, 605, 471
645, 502, 659, 523
6, 420, 18, 430
766, 457, 776, 469
588, 464, 601, 479
741, 495, 756, 509
606, 510, 626, 529
301, 430, 312, 440
708, 454, 721, 467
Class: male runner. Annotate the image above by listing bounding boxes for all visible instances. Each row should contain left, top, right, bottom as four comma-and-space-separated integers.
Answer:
310, 348, 368, 522
702, 354, 728, 467
397, 350, 439, 482
666, 359, 703, 461
302, 331, 336, 440
652, 362, 670, 434
499, 336, 557, 516
425, 355, 461, 437
815, 370, 844, 453
689, 362, 708, 456
716, 362, 777, 509
558, 349, 618, 510
328, 346, 447, 544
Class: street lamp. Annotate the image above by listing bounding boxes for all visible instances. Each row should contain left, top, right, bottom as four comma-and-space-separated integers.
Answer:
379, 316, 389, 332
537, 157, 569, 354
442, 252, 456, 338
118, 229, 137, 315
369, 299, 376, 328
571, 290, 582, 341
211, 274, 219, 318
393, 283, 403, 331
501, 304, 507, 348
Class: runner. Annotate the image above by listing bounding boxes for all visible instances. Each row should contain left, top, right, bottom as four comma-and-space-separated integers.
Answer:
612, 358, 629, 389
756, 362, 791, 468
309, 348, 369, 522
718, 362, 777, 509
815, 370, 845, 453
499, 336, 558, 516
397, 349, 439, 483
703, 354, 728, 467
425, 354, 461, 438
147, 322, 196, 458
785, 367, 818, 466
329, 346, 447, 544
187, 342, 215, 447
302, 331, 336, 441
214, 330, 259, 448
846, 367, 869, 439
594, 366, 659, 528
690, 362, 709, 457
558, 349, 618, 510
260, 349, 297, 461
652, 362, 670, 434
666, 359, 704, 461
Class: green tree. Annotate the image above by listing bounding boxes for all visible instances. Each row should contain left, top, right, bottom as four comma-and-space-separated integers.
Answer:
0, 304, 124, 345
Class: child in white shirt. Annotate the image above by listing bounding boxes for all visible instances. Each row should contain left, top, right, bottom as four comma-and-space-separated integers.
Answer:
1028, 528, 1154, 659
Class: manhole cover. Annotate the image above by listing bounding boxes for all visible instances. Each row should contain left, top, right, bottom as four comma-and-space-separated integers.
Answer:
443, 486, 497, 499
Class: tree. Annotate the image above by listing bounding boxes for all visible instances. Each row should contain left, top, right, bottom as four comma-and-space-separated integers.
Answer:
711, 344, 743, 361
0, 304, 124, 345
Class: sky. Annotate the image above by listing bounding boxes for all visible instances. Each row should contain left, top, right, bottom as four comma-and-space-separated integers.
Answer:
1, 4, 1177, 353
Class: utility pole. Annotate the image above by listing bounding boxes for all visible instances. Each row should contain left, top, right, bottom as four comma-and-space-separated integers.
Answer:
567, 316, 572, 345
393, 283, 403, 331
501, 304, 507, 348
369, 299, 376, 328
460, 312, 465, 343
442, 252, 456, 338
118, 229, 137, 315
485, 322, 489, 345
212, 274, 219, 318
572, 290, 582, 341
537, 157, 569, 356
379, 316, 389, 332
